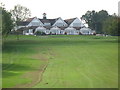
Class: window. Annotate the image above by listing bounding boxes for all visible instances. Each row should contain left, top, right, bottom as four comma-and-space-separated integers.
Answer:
31, 22, 40, 26
73, 23, 80, 27
44, 23, 51, 26
55, 23, 63, 26
27, 30, 29, 33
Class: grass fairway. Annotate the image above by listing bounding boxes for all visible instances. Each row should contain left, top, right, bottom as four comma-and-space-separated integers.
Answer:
2, 35, 118, 88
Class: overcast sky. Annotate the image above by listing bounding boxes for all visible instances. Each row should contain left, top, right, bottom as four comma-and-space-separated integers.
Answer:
0, 0, 119, 19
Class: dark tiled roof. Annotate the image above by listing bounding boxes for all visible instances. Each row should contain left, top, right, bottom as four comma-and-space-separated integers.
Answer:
39, 18, 59, 25
58, 26, 68, 30
73, 27, 81, 30
17, 27, 29, 31
17, 17, 35, 26
44, 26, 52, 30
17, 26, 38, 31
28, 26, 39, 32
17, 21, 30, 26
64, 18, 76, 25
28, 26, 38, 29
26, 17, 35, 22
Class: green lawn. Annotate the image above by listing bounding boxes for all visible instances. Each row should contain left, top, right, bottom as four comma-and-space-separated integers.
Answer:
2, 35, 118, 88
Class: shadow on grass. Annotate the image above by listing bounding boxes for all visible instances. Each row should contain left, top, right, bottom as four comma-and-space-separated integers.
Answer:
2, 70, 19, 78
3, 39, 89, 46
2, 39, 89, 54
2, 42, 33, 54
2, 63, 36, 78
3, 38, 118, 54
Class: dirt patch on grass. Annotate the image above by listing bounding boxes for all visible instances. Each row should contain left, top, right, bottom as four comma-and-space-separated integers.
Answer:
13, 48, 57, 88
13, 53, 49, 88
32, 53, 48, 61
48, 48, 57, 57
14, 62, 48, 88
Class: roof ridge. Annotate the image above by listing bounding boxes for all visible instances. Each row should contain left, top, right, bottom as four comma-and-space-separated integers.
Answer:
64, 17, 76, 21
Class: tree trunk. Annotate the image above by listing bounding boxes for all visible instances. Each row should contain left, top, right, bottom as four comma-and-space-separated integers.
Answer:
16, 34, 19, 40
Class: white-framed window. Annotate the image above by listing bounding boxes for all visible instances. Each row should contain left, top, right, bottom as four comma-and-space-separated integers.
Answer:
55, 23, 63, 26
31, 22, 40, 26
73, 23, 80, 27
44, 23, 51, 26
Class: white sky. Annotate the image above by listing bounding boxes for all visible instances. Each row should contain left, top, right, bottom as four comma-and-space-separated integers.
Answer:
0, 0, 119, 19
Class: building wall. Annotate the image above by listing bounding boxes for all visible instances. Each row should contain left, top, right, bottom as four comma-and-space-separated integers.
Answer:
50, 27, 61, 34
80, 28, 92, 35
20, 17, 94, 35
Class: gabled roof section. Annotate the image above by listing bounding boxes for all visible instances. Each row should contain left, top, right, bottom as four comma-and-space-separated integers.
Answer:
52, 17, 68, 26
64, 18, 76, 25
39, 18, 59, 25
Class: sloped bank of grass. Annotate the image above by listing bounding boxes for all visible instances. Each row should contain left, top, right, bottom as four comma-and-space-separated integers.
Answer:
2, 35, 118, 88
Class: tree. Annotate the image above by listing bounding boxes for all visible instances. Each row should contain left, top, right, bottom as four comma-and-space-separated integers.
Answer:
10, 4, 31, 40
81, 10, 97, 30
10, 4, 31, 25
103, 15, 120, 36
1, 3, 14, 40
118, 17, 120, 36
81, 10, 109, 33
97, 10, 109, 33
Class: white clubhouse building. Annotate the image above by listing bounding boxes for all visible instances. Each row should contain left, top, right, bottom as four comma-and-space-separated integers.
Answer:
16, 13, 95, 35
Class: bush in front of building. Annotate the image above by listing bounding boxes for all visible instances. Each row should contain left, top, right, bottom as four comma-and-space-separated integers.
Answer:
35, 31, 46, 35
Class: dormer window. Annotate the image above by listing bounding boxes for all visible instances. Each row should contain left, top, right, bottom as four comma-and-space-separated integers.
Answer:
55, 23, 64, 26
31, 22, 40, 26
44, 23, 51, 26
73, 23, 80, 27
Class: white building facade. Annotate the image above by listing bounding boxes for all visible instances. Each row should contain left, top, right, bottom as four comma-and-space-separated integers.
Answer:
17, 13, 95, 35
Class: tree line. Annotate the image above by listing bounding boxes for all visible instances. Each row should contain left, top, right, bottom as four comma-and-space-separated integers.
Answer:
81, 10, 120, 36
1, 3, 120, 41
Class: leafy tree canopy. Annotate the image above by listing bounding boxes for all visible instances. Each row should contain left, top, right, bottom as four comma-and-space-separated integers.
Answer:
10, 4, 31, 25
0, 3, 14, 38
81, 10, 109, 33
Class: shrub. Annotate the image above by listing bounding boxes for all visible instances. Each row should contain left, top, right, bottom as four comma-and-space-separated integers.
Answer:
35, 31, 46, 35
